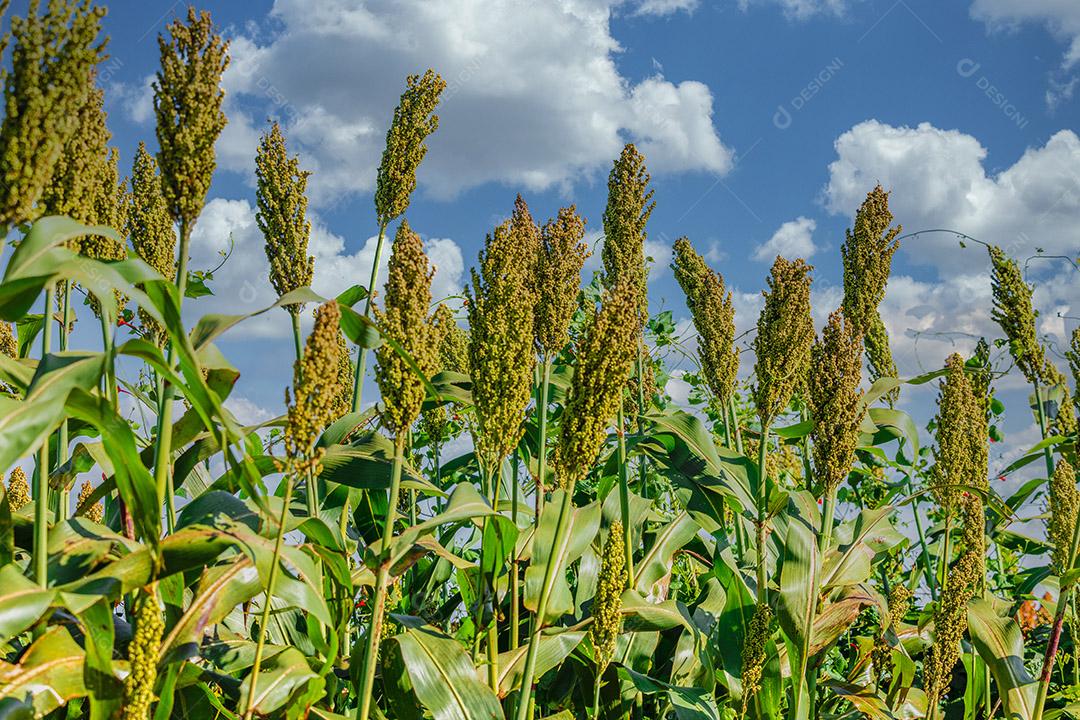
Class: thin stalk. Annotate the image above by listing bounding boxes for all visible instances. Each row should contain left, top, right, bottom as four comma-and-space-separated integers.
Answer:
243, 471, 297, 720
1032, 379, 1056, 481
57, 282, 71, 522
592, 668, 602, 720
636, 342, 647, 499
34, 285, 54, 588
356, 434, 405, 720
153, 218, 192, 535
616, 407, 635, 583
514, 486, 576, 720
290, 311, 303, 361
939, 513, 953, 598
819, 485, 836, 555
351, 221, 388, 413
907, 476, 938, 599
756, 424, 770, 604
510, 452, 520, 651
729, 396, 744, 455
799, 406, 813, 492
536, 358, 551, 519
484, 461, 502, 693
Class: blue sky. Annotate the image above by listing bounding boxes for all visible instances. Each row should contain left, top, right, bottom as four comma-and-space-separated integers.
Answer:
88, 0, 1079, 484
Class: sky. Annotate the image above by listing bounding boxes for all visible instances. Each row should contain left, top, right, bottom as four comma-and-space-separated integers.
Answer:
77, 0, 1080, 504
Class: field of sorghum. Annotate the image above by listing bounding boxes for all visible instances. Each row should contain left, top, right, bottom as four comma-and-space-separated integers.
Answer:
0, 3, 1078, 720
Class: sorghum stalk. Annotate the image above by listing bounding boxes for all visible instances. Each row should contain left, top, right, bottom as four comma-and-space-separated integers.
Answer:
359, 221, 444, 720
516, 281, 637, 720
751, 256, 814, 603
34, 284, 53, 588
353, 70, 445, 412
246, 302, 342, 720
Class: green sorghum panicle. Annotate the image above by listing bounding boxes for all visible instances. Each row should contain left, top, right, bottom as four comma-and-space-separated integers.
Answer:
808, 309, 864, 496
1041, 359, 1078, 442
534, 205, 589, 359
930, 354, 983, 513
591, 521, 627, 675
925, 540, 982, 708
0, 0, 106, 227
122, 585, 165, 720
466, 197, 539, 470
76, 479, 103, 523
672, 237, 738, 408
331, 328, 354, 422
419, 304, 462, 446
1069, 328, 1080, 419
6, 467, 29, 511
840, 185, 901, 390
0, 321, 16, 358
129, 142, 177, 345
375, 69, 445, 227
752, 256, 814, 427
41, 81, 107, 231
284, 301, 345, 476
256, 121, 314, 314
1049, 458, 1078, 576
989, 245, 1045, 385
602, 143, 654, 325
374, 220, 445, 437
741, 602, 774, 714
153, 6, 229, 228
552, 281, 638, 489
872, 584, 913, 689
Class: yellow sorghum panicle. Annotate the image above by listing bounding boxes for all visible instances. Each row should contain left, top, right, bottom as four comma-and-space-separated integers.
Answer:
534, 205, 589, 358
153, 7, 229, 228
331, 329, 354, 421
256, 121, 314, 314
41, 82, 107, 234
930, 354, 984, 513
1069, 327, 1080, 421
808, 310, 864, 496
419, 304, 463, 446
6, 467, 29, 511
466, 198, 539, 470
840, 185, 901, 390
1049, 458, 1078, 576
989, 245, 1045, 385
925, 543, 982, 708
0, 321, 16, 358
129, 142, 176, 345
1041, 359, 1078, 443
872, 584, 913, 689
673, 237, 739, 407
602, 143, 654, 325
752, 256, 814, 427
122, 584, 164, 720
374, 221, 445, 437
76, 479, 103, 523
284, 302, 345, 476
591, 521, 627, 674
0, 0, 106, 227
552, 282, 638, 488
740, 602, 773, 714
374, 70, 445, 227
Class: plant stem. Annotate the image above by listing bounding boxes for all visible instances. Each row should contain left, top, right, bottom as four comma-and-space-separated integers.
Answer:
351, 222, 387, 413
514, 486, 576, 720
243, 471, 296, 720
510, 452, 520, 651
617, 406, 635, 583
756, 424, 770, 604
536, 358, 551, 519
356, 434, 405, 720
1032, 379, 1056, 481
819, 485, 836, 555
907, 476, 938, 599
34, 285, 54, 588
57, 281, 71, 522
636, 342, 647, 499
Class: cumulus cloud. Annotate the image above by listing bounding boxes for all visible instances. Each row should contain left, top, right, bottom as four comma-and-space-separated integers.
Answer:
971, 0, 1080, 68
151, 0, 733, 206
185, 198, 464, 339
752, 216, 817, 261
736, 0, 855, 20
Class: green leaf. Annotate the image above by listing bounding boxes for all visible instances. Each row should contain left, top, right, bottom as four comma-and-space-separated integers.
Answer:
967, 598, 1037, 720
497, 630, 586, 696
775, 514, 819, 720
237, 647, 324, 717
634, 512, 699, 597
524, 491, 600, 624
0, 626, 91, 714
0, 565, 54, 643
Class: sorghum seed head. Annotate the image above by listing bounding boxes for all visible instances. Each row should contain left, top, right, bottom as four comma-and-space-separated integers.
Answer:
1041, 359, 1078, 442
673, 237, 738, 407
256, 121, 314, 315
741, 602, 774, 714
1049, 458, 1078, 576
872, 584, 913, 688
925, 547, 981, 708
591, 521, 627, 674
77, 479, 103, 523
129, 142, 176, 345
374, 70, 445, 227
0, 321, 16, 358
284, 301, 345, 476
122, 584, 164, 720
6, 467, 29, 511
154, 6, 229, 228
989, 245, 1045, 385
330, 327, 354, 422
808, 309, 864, 496
534, 205, 589, 358
752, 256, 814, 427
437, 304, 470, 374
602, 143, 654, 326
0, 0, 106, 227
931, 354, 986, 513
840, 185, 901, 391
1069, 328, 1080, 421
466, 199, 539, 470
552, 281, 638, 489
375, 221, 445, 437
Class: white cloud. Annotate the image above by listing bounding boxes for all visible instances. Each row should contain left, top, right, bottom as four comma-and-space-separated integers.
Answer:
737, 0, 855, 20
186, 198, 464, 339
634, 0, 700, 16
753, 216, 817, 261
971, 0, 1080, 68
824, 120, 1080, 273
204, 0, 732, 205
